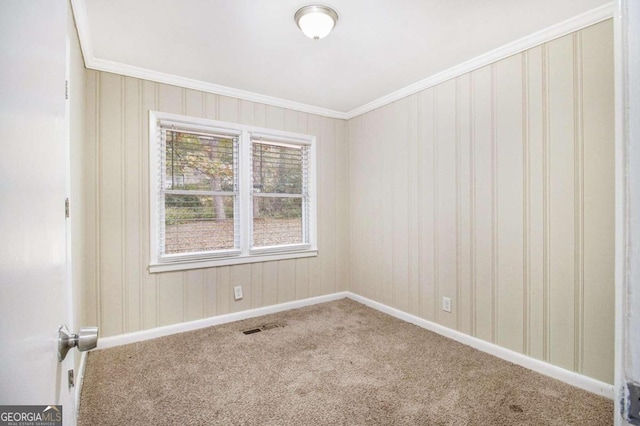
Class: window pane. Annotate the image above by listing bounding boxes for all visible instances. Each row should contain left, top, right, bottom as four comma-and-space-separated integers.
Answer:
166, 130, 235, 192
252, 197, 303, 247
164, 194, 236, 254
252, 142, 303, 194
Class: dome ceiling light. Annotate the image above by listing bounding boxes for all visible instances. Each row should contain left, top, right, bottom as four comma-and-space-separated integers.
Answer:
294, 5, 338, 40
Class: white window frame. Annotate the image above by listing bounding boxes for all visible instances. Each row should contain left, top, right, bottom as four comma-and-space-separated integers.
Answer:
149, 111, 318, 273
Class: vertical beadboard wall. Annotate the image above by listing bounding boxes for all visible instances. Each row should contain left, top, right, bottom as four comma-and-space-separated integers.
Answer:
348, 20, 614, 383
83, 74, 349, 338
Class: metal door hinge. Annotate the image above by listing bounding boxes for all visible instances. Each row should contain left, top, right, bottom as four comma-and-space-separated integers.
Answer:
68, 369, 75, 388
65, 198, 70, 218
65, 80, 69, 100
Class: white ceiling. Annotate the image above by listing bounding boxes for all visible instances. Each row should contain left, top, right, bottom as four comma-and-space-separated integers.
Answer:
77, 0, 610, 116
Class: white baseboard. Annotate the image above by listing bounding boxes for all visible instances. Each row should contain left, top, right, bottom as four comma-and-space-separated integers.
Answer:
92, 289, 613, 400
75, 351, 87, 413
96, 292, 349, 350
345, 292, 614, 400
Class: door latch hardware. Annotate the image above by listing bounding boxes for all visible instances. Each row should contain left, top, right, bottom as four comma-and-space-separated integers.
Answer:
68, 369, 75, 388
57, 324, 99, 362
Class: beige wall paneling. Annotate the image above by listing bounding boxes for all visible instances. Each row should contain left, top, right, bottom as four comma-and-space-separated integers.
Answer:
374, 107, 388, 303
349, 114, 376, 297
581, 20, 614, 383
218, 95, 239, 123
457, 75, 473, 336
435, 80, 458, 331
320, 116, 337, 297
351, 109, 384, 302
335, 116, 350, 293
84, 71, 99, 329
238, 100, 256, 126
471, 65, 495, 343
526, 46, 545, 361
295, 255, 310, 301
261, 249, 279, 307
204, 93, 218, 121
185, 88, 203, 118
185, 270, 205, 321
417, 88, 437, 322
277, 260, 297, 304
351, 110, 377, 301
347, 21, 614, 384
216, 266, 232, 316
250, 263, 263, 310
86, 73, 347, 338
390, 99, 410, 312
203, 268, 218, 317
364, 110, 381, 302
158, 271, 184, 326
407, 94, 420, 317
547, 35, 577, 372
123, 77, 142, 333
495, 54, 525, 353
380, 105, 394, 307
347, 115, 363, 297
99, 72, 125, 336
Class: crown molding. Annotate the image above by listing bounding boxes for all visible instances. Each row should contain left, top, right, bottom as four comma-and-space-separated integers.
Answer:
87, 57, 349, 119
70, 0, 92, 66
69, 0, 348, 120
344, 2, 613, 119
71, 0, 612, 122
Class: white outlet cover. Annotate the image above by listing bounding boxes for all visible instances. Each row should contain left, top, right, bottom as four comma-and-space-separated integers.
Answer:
233, 286, 243, 301
442, 297, 452, 313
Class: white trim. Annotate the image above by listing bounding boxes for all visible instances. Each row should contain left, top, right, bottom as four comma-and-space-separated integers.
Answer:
75, 351, 88, 414
94, 290, 614, 400
96, 292, 348, 349
345, 3, 613, 119
149, 111, 318, 273
69, 0, 92, 66
614, 0, 640, 423
69, 0, 346, 119
149, 249, 318, 273
93, 57, 348, 119
70, 1, 611, 121
346, 293, 614, 400
613, 1, 625, 424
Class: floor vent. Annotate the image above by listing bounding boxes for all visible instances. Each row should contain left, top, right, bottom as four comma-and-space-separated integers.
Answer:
242, 323, 282, 335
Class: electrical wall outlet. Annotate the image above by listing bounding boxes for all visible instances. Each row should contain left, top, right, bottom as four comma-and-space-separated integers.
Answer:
442, 297, 452, 313
233, 285, 243, 301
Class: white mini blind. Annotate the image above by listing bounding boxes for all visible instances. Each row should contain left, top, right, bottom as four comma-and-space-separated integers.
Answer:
149, 111, 317, 272
159, 126, 239, 261
250, 139, 310, 250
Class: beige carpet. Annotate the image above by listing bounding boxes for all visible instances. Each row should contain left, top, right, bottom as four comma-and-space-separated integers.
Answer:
78, 299, 612, 425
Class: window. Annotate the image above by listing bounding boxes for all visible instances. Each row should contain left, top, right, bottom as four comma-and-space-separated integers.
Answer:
149, 111, 317, 272
250, 139, 309, 251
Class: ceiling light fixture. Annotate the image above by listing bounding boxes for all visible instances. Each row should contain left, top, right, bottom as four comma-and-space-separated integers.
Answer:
294, 5, 338, 40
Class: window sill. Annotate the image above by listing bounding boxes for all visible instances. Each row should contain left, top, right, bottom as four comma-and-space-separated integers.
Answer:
148, 249, 318, 273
